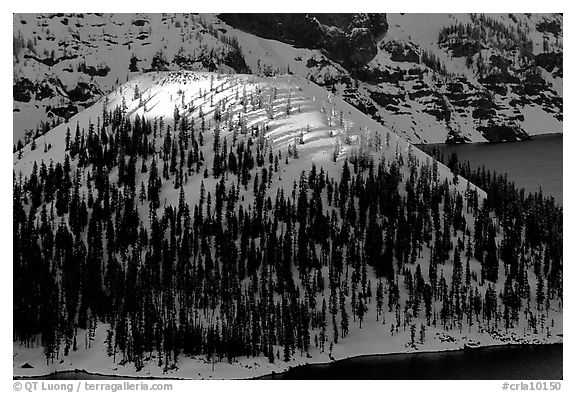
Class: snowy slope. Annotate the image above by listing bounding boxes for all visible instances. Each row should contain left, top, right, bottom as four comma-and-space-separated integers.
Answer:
13, 71, 562, 379
14, 13, 562, 148
216, 13, 563, 143
362, 13, 562, 143
14, 70, 474, 201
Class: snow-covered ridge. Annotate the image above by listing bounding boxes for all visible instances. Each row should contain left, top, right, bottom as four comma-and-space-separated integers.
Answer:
13, 13, 562, 148
15, 70, 466, 193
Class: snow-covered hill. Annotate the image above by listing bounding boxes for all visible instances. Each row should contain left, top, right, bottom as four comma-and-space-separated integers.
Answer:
15, 70, 469, 210
13, 71, 562, 379
13, 13, 563, 147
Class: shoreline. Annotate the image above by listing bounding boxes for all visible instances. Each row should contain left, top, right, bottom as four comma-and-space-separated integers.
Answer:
254, 339, 564, 380
14, 337, 563, 380
416, 132, 563, 147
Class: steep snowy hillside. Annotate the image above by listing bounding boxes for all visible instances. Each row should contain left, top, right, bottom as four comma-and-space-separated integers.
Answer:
378, 13, 563, 142
14, 71, 562, 379
219, 13, 563, 143
14, 13, 562, 147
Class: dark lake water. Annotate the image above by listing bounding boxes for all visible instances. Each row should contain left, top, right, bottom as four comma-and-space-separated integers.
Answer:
418, 134, 563, 205
17, 344, 562, 380
262, 344, 563, 380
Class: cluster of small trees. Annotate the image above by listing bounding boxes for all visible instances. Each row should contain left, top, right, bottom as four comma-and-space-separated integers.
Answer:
437, 14, 548, 77
439, 14, 531, 54
421, 49, 448, 76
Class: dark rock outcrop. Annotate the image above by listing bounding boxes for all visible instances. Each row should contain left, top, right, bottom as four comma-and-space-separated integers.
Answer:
78, 63, 110, 77
47, 104, 78, 121
382, 40, 420, 63
478, 122, 531, 143
67, 81, 101, 102
24, 53, 78, 67
536, 18, 562, 37
535, 51, 563, 77
218, 13, 387, 69
13, 78, 35, 102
